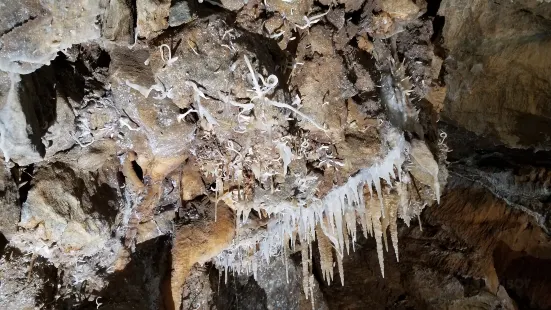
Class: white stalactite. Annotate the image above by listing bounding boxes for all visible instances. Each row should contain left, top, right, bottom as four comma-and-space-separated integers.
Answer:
213, 127, 441, 290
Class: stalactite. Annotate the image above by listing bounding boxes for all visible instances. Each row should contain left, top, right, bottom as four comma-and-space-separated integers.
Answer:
368, 196, 385, 277
386, 192, 400, 262
213, 129, 442, 293
317, 225, 334, 285
301, 245, 310, 297
337, 253, 344, 286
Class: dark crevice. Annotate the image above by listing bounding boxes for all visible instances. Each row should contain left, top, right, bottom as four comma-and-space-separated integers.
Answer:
17, 64, 58, 158
441, 120, 551, 165
130, 0, 138, 43
0, 232, 7, 256
178, 195, 207, 224
131, 160, 144, 182
0, 15, 37, 37
426, 0, 443, 17
210, 263, 268, 310
17, 164, 34, 205
57, 236, 171, 309
493, 242, 551, 310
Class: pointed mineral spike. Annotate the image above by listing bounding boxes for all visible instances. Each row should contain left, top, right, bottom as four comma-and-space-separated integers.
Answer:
373, 177, 385, 217
317, 226, 334, 285
387, 192, 400, 262
334, 205, 344, 251
360, 208, 369, 239
397, 181, 409, 224
337, 253, 344, 286
284, 242, 289, 284
301, 245, 310, 298
369, 198, 385, 277
382, 211, 389, 252
344, 224, 350, 255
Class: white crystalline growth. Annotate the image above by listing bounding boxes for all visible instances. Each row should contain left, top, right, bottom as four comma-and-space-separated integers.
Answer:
213, 128, 431, 284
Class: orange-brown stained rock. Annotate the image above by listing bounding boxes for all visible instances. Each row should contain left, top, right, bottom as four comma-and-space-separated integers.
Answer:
319, 183, 551, 309
118, 154, 188, 270
180, 164, 205, 202
168, 204, 235, 310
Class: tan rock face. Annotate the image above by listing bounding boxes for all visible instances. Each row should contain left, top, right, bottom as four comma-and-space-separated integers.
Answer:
380, 0, 420, 19
170, 204, 235, 310
181, 164, 205, 201
136, 0, 171, 39
16, 162, 119, 254
440, 0, 551, 148
267, 0, 314, 25
103, 0, 134, 42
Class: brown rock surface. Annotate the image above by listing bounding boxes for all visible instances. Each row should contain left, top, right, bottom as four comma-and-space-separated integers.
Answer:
0, 164, 19, 239
439, 0, 551, 148
0, 0, 550, 309
170, 204, 235, 310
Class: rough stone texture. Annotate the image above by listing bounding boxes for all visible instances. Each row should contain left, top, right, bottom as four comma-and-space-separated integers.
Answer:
180, 265, 216, 310
266, 0, 314, 25
0, 0, 550, 309
0, 72, 49, 165
103, 0, 134, 43
58, 236, 172, 310
314, 180, 545, 309
439, 0, 551, 149
0, 248, 58, 309
255, 257, 329, 310
137, 0, 171, 39
0, 164, 19, 238
381, 0, 420, 19
0, 0, 104, 74
211, 257, 329, 310
169, 0, 195, 27
16, 161, 119, 253
170, 204, 235, 310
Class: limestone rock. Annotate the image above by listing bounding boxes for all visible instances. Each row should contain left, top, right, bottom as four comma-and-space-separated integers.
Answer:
181, 165, 205, 201
171, 204, 235, 310
255, 258, 330, 310
0, 164, 18, 239
439, 0, 551, 148
220, 0, 245, 11
267, 0, 314, 25
136, 0, 171, 39
381, 0, 421, 20
103, 0, 134, 42
409, 139, 440, 202
327, 8, 346, 29
292, 54, 355, 140
0, 73, 45, 165
180, 266, 216, 310
0, 248, 57, 309
169, 0, 195, 27
11, 160, 122, 280
0, 0, 104, 74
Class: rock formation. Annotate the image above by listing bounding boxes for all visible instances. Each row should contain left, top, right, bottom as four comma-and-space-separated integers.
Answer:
0, 0, 550, 309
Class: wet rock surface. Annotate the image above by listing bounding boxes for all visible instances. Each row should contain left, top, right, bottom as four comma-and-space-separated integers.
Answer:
0, 0, 550, 309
